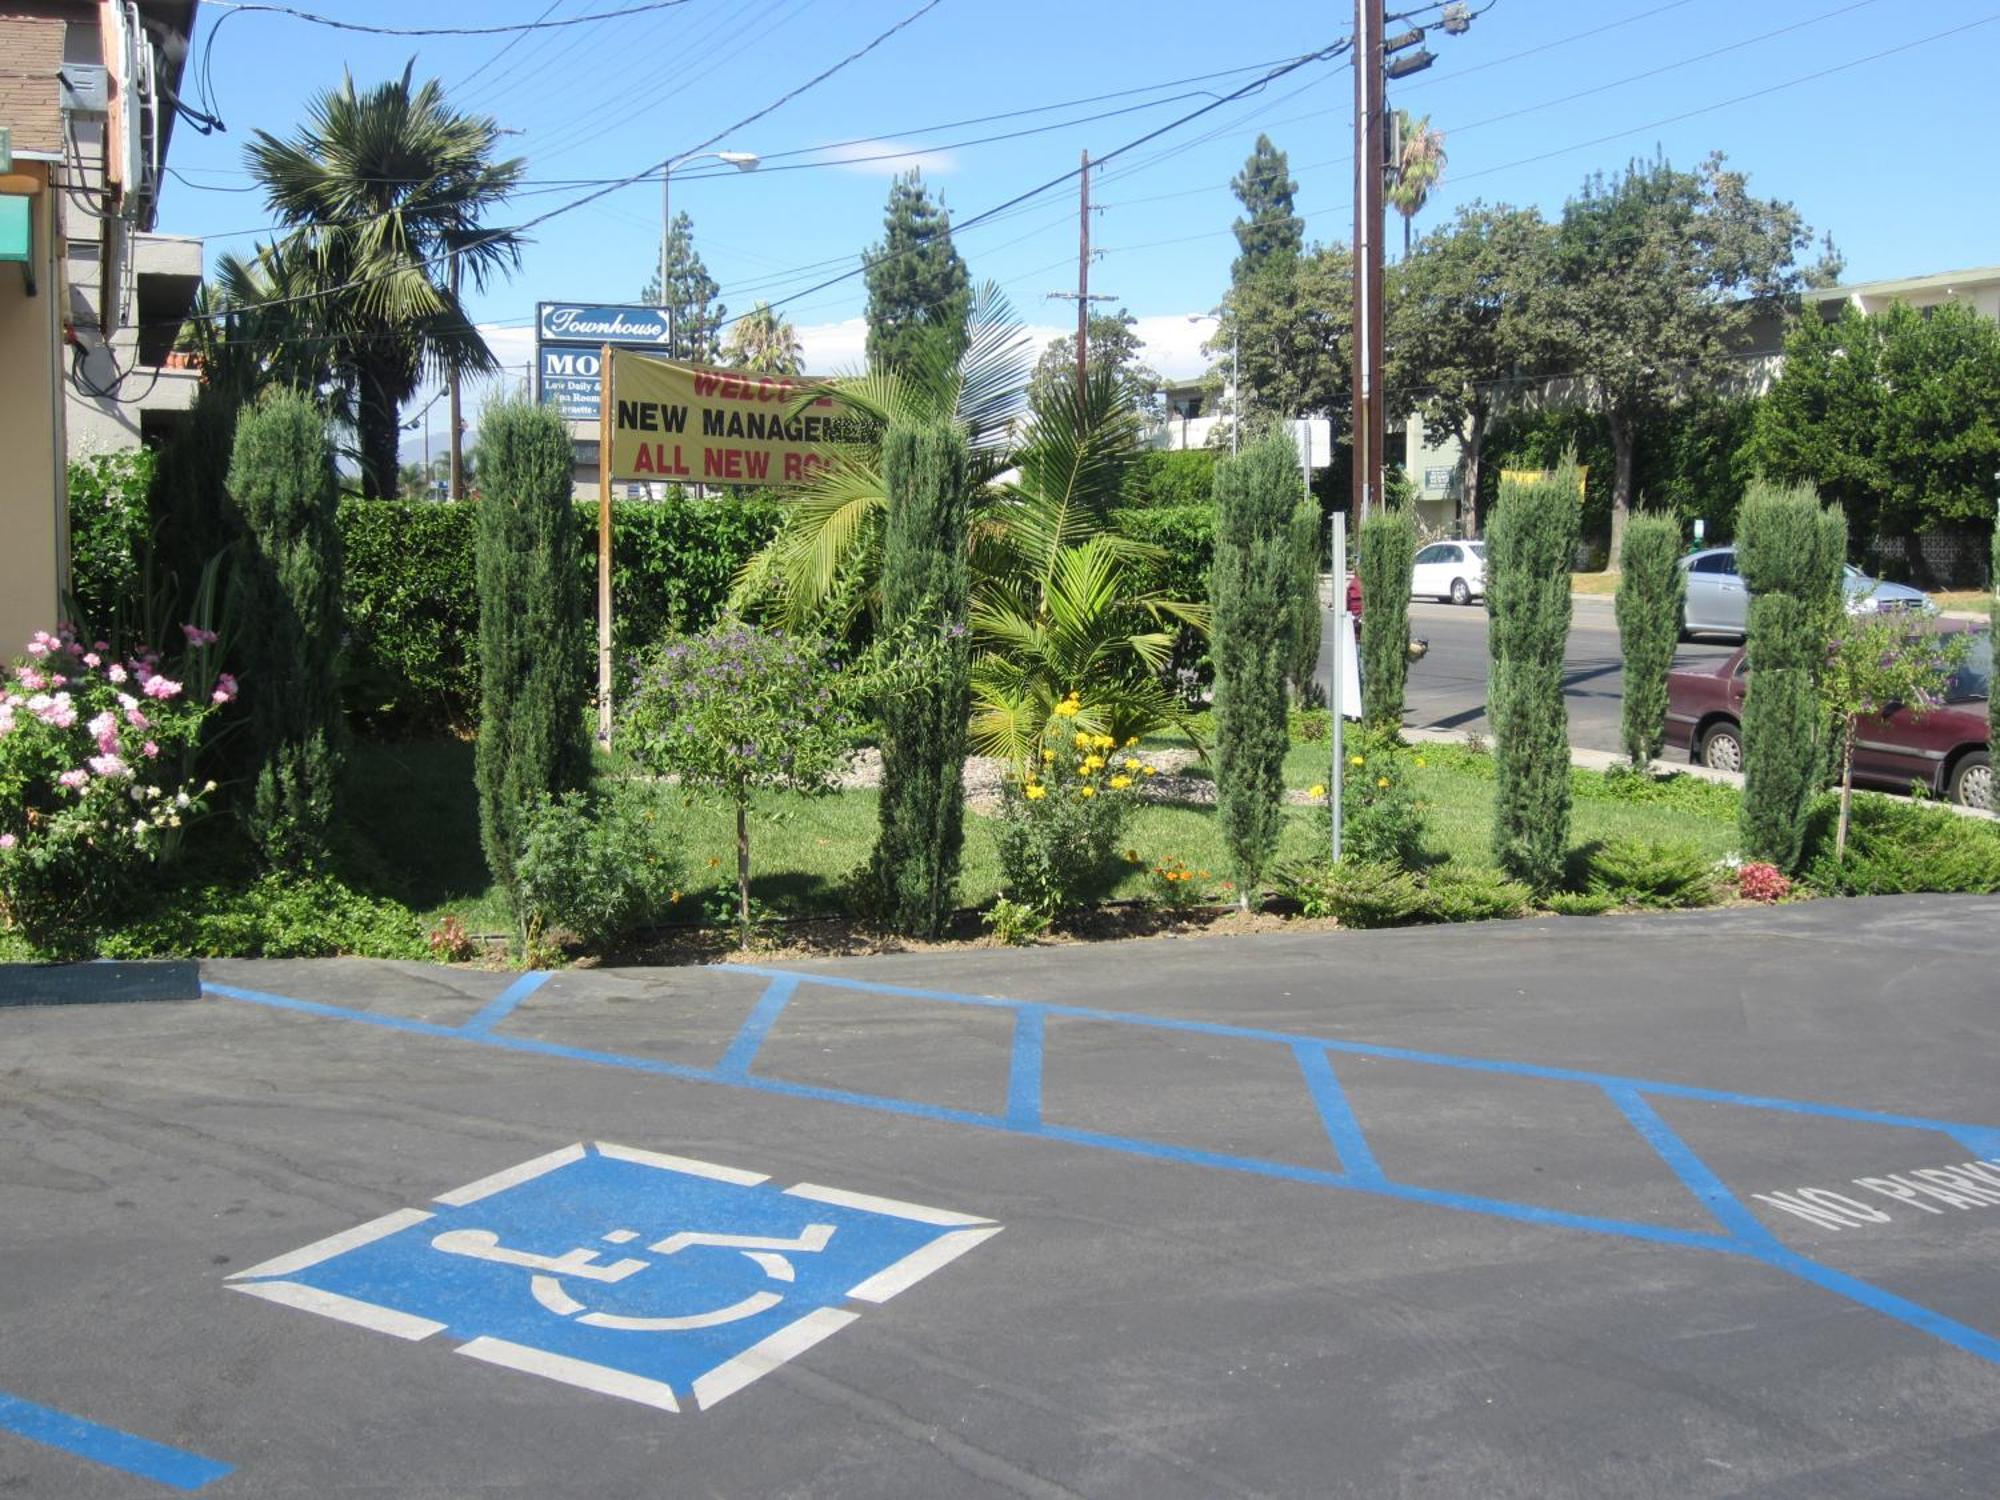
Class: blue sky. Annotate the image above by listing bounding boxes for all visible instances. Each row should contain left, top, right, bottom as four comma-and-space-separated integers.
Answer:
161, 0, 2000, 454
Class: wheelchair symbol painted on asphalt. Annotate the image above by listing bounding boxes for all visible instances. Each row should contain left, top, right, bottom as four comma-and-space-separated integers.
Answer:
227, 1143, 1001, 1411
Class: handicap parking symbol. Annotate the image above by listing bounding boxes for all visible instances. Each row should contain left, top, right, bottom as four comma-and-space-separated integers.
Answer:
227, 1143, 1001, 1412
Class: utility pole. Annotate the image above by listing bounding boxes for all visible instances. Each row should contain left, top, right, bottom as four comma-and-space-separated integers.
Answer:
1351, 0, 1385, 525
1048, 150, 1116, 404
447, 250, 464, 499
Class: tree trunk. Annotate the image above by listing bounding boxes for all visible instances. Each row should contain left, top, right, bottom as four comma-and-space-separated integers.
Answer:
1461, 407, 1486, 537
1835, 724, 1855, 861
1607, 409, 1636, 568
355, 357, 401, 501
735, 795, 752, 948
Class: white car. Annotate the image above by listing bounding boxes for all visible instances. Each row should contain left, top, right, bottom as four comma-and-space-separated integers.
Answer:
1410, 540, 1485, 606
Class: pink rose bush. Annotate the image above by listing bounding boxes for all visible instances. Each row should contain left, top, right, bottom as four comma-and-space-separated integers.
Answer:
0, 624, 233, 953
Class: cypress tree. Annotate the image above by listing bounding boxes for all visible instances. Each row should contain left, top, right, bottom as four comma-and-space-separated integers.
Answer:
867, 418, 971, 937
475, 399, 591, 907
1991, 527, 1999, 767
1736, 480, 1845, 870
229, 392, 343, 868
1286, 494, 1323, 705
148, 388, 243, 629
1212, 434, 1299, 897
1357, 504, 1418, 728
863, 171, 971, 375
1614, 514, 1687, 769
1486, 457, 1581, 891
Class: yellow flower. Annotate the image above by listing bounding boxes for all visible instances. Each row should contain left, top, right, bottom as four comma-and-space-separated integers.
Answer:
1024, 784, 1047, 800
1142, 765, 1158, 777
1125, 736, 1139, 748
1308, 784, 1326, 799
1079, 785, 1097, 798
1073, 731, 1091, 749
1041, 748, 1056, 763
1053, 700, 1079, 718
1109, 775, 1132, 789
1377, 776, 1390, 789
1415, 757, 1427, 769
706, 855, 722, 868
1350, 755, 1365, 768
1123, 757, 1142, 771
1082, 755, 1105, 772
1094, 733, 1115, 750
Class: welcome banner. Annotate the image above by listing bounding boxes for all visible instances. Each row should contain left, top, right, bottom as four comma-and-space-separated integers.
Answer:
605, 349, 852, 486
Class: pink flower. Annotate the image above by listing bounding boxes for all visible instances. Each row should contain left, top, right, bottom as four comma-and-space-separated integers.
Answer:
82, 652, 101, 668
181, 624, 220, 648
93, 640, 109, 653
87, 752, 130, 779
142, 675, 183, 701
24, 640, 47, 658
106, 663, 128, 685
88, 710, 118, 742
58, 768, 89, 790
31, 693, 76, 729
14, 667, 43, 691
142, 740, 159, 759
0, 833, 14, 850
125, 706, 149, 731
48, 674, 66, 688
212, 673, 239, 704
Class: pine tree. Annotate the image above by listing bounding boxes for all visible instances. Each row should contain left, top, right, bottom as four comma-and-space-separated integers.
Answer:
1229, 133, 1303, 283
1487, 457, 1581, 891
1614, 514, 1687, 768
1287, 494, 1323, 705
1357, 505, 1417, 729
1212, 434, 1300, 898
1736, 480, 1846, 870
475, 399, 592, 908
229, 392, 344, 868
641, 209, 725, 360
863, 170, 971, 375
867, 418, 972, 936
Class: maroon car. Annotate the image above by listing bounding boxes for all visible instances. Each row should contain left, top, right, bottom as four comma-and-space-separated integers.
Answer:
1664, 623, 1992, 809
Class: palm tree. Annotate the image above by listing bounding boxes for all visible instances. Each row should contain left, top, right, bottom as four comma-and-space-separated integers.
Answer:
722, 301, 804, 375
1388, 112, 1448, 260
245, 64, 524, 498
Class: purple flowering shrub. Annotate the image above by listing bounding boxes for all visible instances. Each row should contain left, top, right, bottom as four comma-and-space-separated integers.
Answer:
620, 623, 859, 944
0, 624, 236, 953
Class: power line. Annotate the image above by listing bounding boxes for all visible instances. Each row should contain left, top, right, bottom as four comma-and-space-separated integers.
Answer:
198, 0, 701, 36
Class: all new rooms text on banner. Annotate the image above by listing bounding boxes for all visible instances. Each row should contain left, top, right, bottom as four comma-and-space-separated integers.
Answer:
607, 349, 852, 485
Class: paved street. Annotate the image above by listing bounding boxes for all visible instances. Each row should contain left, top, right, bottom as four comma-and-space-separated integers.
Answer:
5, 899, 2000, 1496
1322, 597, 1737, 754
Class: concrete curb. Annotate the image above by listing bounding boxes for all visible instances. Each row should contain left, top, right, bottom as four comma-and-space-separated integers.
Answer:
0, 960, 201, 1008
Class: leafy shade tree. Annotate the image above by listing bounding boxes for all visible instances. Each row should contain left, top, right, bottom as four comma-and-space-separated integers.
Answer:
1211, 434, 1301, 898
474, 400, 591, 911
1821, 615, 1964, 859
1218, 241, 1354, 427
867, 419, 972, 937
1755, 301, 2000, 548
1486, 458, 1582, 891
1735, 480, 1846, 871
641, 209, 726, 360
1357, 504, 1417, 729
864, 171, 971, 376
1229, 133, 1303, 283
1028, 308, 1163, 418
246, 64, 524, 499
1547, 152, 1834, 559
1614, 514, 1686, 768
722, 301, 803, 374
1388, 112, 1447, 260
1386, 203, 1552, 534
229, 392, 344, 868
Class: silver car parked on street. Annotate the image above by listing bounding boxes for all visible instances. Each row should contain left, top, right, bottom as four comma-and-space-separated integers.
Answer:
1679, 546, 1932, 640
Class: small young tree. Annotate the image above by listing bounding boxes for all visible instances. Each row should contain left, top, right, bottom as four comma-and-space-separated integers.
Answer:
1357, 504, 1417, 728
1211, 434, 1300, 898
623, 625, 857, 948
229, 391, 343, 868
1486, 457, 1581, 890
1614, 514, 1687, 768
1286, 494, 1323, 705
1736, 480, 1846, 870
1821, 616, 1965, 859
475, 399, 591, 910
866, 418, 971, 937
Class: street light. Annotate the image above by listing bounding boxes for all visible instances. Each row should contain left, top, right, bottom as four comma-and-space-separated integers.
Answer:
661, 149, 759, 353
1187, 312, 1240, 455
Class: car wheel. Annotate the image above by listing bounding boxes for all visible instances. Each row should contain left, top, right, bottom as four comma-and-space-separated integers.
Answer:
1450, 577, 1472, 606
1700, 721, 1743, 774
1948, 751, 1993, 812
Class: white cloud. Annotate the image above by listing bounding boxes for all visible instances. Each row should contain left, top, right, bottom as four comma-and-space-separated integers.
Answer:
815, 139, 956, 177
1131, 313, 1223, 382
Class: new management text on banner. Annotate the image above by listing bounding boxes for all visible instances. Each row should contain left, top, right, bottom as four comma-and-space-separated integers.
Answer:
606, 350, 854, 486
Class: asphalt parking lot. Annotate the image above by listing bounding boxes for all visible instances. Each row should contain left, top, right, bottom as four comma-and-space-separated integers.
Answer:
3, 896, 1999, 1497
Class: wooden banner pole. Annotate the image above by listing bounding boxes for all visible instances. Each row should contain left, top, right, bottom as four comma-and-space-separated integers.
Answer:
596, 342, 614, 745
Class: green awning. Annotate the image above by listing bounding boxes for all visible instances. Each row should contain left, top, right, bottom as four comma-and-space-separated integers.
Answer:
0, 194, 28, 263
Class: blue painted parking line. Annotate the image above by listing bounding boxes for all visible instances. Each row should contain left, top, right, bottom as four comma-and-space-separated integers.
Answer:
0, 1390, 231, 1492
206, 966, 2000, 1373
460, 971, 553, 1038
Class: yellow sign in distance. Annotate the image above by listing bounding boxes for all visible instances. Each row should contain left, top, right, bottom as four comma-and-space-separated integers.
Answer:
605, 349, 850, 486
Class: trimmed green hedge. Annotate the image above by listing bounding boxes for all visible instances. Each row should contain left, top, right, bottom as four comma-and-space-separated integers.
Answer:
340, 495, 783, 734
1113, 502, 1214, 697
1120, 449, 1217, 509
